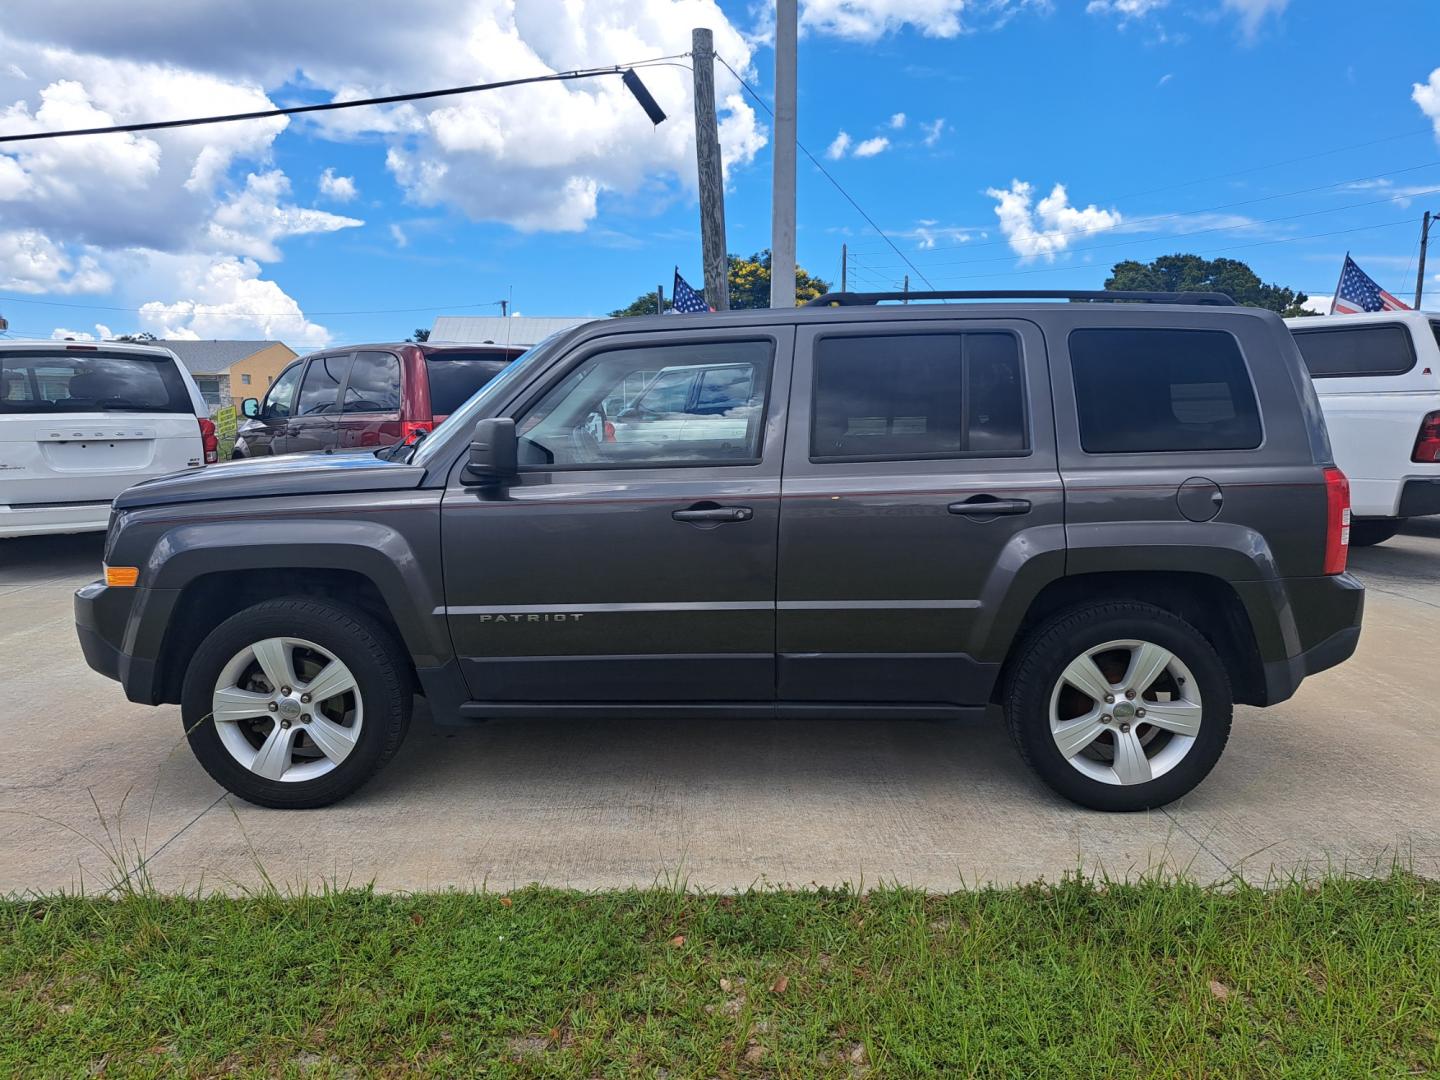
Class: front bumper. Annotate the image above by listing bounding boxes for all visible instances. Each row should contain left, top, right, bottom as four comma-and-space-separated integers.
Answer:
74, 581, 165, 704
1260, 572, 1365, 705
1398, 477, 1440, 519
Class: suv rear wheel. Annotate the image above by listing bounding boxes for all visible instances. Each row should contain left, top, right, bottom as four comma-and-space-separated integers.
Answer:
1004, 601, 1232, 811
181, 598, 412, 809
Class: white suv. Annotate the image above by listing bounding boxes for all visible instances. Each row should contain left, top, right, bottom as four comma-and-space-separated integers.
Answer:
1286, 310, 1440, 546
0, 340, 215, 539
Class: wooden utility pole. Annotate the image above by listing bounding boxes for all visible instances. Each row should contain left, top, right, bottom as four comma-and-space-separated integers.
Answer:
840, 243, 847, 292
903, 275, 909, 303
656, 284, 665, 315
769, 0, 797, 308
691, 28, 729, 311
1417, 210, 1433, 309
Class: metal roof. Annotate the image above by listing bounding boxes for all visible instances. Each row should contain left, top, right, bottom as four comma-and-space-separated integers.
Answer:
152, 339, 292, 375
429, 315, 597, 347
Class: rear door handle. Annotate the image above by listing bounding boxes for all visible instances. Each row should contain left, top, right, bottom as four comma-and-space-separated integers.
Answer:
672, 505, 754, 524
947, 497, 1032, 516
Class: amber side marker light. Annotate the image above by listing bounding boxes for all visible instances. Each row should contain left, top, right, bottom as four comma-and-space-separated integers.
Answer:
104, 565, 140, 587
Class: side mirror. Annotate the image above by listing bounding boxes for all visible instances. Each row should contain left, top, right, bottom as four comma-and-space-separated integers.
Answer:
465, 417, 517, 483
240, 397, 260, 419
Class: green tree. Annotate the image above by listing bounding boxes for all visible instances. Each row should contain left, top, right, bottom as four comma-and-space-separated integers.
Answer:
610, 250, 831, 316
114, 331, 157, 342
1105, 254, 1316, 317
408, 328, 431, 342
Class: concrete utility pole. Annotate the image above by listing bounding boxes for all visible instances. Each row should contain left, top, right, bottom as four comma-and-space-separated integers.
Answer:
656, 284, 665, 314
1417, 210, 1434, 309
769, 0, 797, 309
691, 28, 729, 311
840, 243, 847, 292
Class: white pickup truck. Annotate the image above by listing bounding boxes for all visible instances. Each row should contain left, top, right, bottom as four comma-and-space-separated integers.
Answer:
1286, 310, 1440, 546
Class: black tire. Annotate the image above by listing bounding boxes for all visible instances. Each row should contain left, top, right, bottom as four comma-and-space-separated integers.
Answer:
1349, 519, 1404, 547
1003, 601, 1233, 812
181, 598, 412, 809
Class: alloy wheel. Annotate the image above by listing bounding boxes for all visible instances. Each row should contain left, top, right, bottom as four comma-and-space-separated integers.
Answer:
209, 636, 363, 783
1047, 638, 1203, 787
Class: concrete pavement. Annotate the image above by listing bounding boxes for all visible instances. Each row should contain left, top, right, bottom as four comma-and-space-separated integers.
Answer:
2, 522, 1437, 895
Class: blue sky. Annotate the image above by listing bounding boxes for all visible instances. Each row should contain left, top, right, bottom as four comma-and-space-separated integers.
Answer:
0, 0, 1437, 350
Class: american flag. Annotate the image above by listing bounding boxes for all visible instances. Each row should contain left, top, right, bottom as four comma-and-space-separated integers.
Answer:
671, 268, 712, 313
1332, 254, 1409, 314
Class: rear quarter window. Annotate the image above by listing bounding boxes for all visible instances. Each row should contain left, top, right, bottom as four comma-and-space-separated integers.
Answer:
0, 351, 191, 415
1068, 328, 1262, 454
1291, 324, 1417, 378
425, 354, 516, 415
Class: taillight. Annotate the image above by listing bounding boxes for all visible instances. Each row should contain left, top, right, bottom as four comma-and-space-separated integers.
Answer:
1412, 411, 1440, 463
1323, 466, 1350, 575
400, 421, 430, 445
197, 418, 218, 465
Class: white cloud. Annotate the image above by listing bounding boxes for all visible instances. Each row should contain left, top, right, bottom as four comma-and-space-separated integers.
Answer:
1415, 68, 1440, 139
1301, 295, 1331, 315
921, 117, 946, 147
389, 223, 409, 248
889, 112, 907, 129
853, 136, 891, 158
1086, 0, 1166, 18
49, 323, 113, 341
1157, 72, 1174, 87
0, 229, 112, 294
318, 167, 357, 202
826, 130, 853, 159
984, 179, 1123, 260
135, 255, 333, 347
799, 0, 1041, 40
1221, 0, 1288, 40
206, 171, 363, 261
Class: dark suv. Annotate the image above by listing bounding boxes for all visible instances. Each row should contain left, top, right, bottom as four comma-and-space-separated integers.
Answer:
75, 291, 1364, 811
233, 342, 523, 457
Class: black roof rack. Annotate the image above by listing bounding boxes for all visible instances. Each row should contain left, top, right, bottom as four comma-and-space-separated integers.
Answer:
803, 289, 1237, 308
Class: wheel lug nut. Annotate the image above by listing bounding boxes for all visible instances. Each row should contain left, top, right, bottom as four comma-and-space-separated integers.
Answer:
1125, 689, 1136, 700
281, 687, 291, 696
267, 702, 278, 712
301, 694, 311, 704
1104, 694, 1115, 704
279, 719, 291, 729
1101, 714, 1112, 723
1120, 722, 1131, 733
300, 714, 310, 723
1136, 708, 1146, 718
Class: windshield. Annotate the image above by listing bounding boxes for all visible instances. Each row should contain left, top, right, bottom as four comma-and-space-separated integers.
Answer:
1, 350, 192, 414
409, 339, 554, 466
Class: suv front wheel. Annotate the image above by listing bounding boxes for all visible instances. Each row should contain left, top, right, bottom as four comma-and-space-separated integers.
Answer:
181, 598, 412, 809
1005, 602, 1233, 811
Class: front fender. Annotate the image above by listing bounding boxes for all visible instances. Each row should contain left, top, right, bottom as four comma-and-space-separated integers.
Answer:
137, 496, 449, 667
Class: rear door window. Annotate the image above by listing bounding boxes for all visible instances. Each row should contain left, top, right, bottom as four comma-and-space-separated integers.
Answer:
1068, 328, 1262, 454
0, 350, 191, 414
295, 354, 351, 416
424, 353, 516, 415
1292, 324, 1417, 378
810, 332, 1027, 460
342, 351, 401, 412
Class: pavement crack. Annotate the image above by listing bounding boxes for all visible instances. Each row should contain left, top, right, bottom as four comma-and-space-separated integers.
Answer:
1160, 806, 1237, 878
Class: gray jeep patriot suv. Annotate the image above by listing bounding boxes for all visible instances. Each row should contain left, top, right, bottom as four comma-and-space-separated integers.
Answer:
75, 290, 1364, 812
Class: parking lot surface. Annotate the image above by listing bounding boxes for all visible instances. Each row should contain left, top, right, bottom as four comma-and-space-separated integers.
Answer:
2, 523, 1437, 895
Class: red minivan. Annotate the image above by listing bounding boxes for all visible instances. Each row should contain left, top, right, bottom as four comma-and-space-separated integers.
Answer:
233, 343, 524, 458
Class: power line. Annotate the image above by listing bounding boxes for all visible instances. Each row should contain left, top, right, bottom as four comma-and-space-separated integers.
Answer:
0, 293, 511, 317
0, 55, 689, 144
859, 175, 1440, 268
858, 186, 1440, 272
714, 54, 935, 291
925, 217, 1417, 286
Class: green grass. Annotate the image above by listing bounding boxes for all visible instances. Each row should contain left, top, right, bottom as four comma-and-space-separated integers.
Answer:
2, 872, 1437, 1078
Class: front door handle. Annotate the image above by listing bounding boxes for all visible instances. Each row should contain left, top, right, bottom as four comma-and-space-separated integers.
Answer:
947, 496, 1032, 517
672, 504, 754, 524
